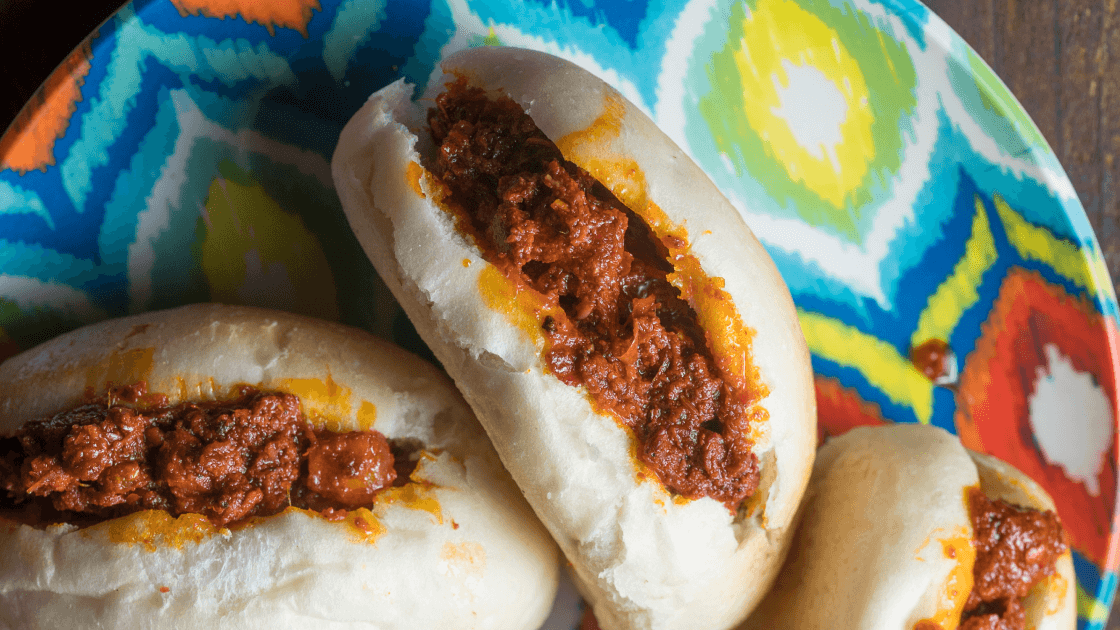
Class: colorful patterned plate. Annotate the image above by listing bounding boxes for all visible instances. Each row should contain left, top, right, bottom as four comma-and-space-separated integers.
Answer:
1, 0, 1117, 627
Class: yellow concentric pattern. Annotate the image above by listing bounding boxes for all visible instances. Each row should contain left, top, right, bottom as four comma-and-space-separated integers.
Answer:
692, 0, 916, 242
198, 160, 339, 321
734, 0, 874, 208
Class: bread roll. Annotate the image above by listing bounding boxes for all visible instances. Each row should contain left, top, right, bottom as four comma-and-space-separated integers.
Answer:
0, 303, 559, 629
740, 424, 1075, 630
332, 46, 816, 630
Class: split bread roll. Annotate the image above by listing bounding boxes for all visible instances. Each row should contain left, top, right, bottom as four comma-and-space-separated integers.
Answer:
740, 424, 1076, 630
332, 46, 816, 630
0, 303, 559, 630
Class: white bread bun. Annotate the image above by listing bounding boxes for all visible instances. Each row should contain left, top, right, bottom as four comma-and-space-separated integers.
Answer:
0, 303, 559, 630
331, 46, 816, 630
740, 424, 1076, 630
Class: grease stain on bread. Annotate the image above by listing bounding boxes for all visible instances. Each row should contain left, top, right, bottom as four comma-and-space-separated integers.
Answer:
89, 511, 226, 552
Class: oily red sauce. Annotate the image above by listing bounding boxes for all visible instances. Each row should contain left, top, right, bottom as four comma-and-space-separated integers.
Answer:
957, 488, 1067, 630
0, 383, 417, 528
429, 79, 760, 507
911, 339, 953, 382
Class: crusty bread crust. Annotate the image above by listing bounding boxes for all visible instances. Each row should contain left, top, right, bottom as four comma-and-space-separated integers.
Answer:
0, 303, 559, 630
740, 425, 1076, 630
331, 47, 816, 630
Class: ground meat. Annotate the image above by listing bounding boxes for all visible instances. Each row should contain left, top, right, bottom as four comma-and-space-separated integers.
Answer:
306, 431, 395, 506
429, 79, 762, 507
958, 489, 1068, 630
0, 384, 413, 528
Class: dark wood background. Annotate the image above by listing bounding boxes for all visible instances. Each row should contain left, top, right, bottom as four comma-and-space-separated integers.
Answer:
1, 0, 1118, 624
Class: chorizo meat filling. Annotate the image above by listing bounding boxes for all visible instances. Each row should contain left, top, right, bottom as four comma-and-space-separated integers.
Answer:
0, 383, 416, 528
917, 489, 1069, 630
958, 489, 1068, 630
429, 79, 764, 507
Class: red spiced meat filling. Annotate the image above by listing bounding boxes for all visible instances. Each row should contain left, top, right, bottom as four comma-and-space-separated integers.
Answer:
0, 383, 416, 528
429, 79, 767, 508
958, 489, 1067, 630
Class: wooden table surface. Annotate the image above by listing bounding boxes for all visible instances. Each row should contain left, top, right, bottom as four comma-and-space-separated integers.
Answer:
1, 0, 1119, 625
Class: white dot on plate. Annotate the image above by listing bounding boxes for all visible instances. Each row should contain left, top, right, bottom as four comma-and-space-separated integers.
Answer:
770, 60, 847, 170
1028, 344, 1113, 496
